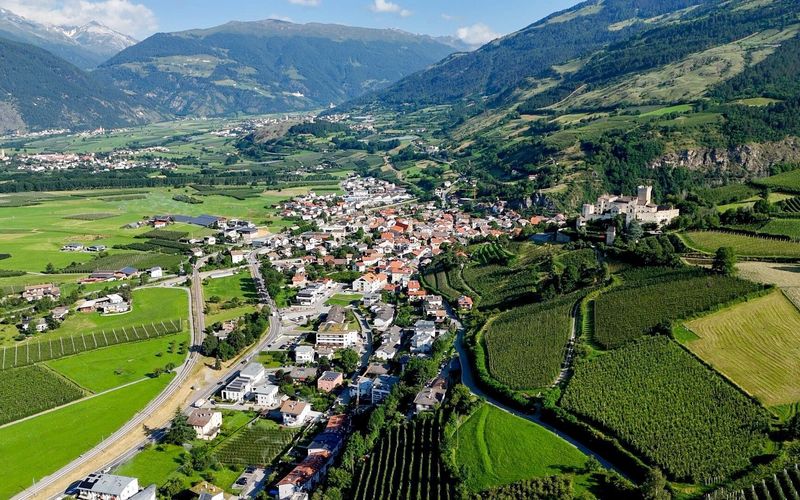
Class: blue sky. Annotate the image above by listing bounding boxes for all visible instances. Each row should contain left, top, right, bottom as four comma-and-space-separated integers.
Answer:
0, 0, 582, 43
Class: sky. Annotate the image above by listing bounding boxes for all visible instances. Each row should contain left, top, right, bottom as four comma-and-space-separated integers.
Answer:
0, 0, 582, 45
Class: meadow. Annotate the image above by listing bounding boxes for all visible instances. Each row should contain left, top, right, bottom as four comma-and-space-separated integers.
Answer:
0, 184, 336, 274
0, 376, 171, 498
560, 337, 770, 482
680, 231, 800, 257
352, 418, 456, 500
46, 332, 189, 392
683, 291, 800, 407
455, 404, 590, 494
203, 271, 258, 324
594, 271, 763, 349
0, 365, 85, 425
483, 295, 576, 389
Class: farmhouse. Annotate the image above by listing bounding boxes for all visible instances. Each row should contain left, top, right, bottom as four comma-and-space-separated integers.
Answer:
579, 185, 680, 227
22, 284, 60, 302
187, 409, 222, 441
76, 294, 130, 314
61, 242, 84, 251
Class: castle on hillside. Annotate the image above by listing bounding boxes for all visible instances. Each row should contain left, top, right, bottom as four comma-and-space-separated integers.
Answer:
578, 186, 680, 227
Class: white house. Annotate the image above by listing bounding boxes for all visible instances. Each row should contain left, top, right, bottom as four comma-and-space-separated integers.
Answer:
148, 267, 163, 279
221, 362, 266, 402
295, 345, 316, 364
187, 409, 222, 441
280, 400, 312, 427
253, 383, 280, 407
76, 473, 139, 500
230, 249, 246, 264
351, 272, 388, 293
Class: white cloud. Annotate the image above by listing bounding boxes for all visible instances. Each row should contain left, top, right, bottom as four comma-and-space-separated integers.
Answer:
370, 0, 411, 17
456, 23, 499, 47
0, 0, 157, 38
441, 13, 454, 21
288, 0, 320, 6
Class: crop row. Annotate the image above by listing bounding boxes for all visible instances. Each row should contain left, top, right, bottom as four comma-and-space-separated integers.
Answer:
214, 423, 296, 466
594, 271, 763, 349
0, 319, 184, 370
472, 242, 513, 265
0, 365, 85, 425
352, 419, 455, 500
483, 294, 576, 389
560, 337, 770, 482
62, 252, 183, 273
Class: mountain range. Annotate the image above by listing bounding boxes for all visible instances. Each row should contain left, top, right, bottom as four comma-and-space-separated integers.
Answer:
0, 8, 136, 69
94, 20, 459, 117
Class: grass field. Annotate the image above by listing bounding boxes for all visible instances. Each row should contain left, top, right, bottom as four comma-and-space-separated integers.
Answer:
0, 185, 336, 273
203, 272, 257, 324
681, 231, 800, 257
325, 293, 362, 306
0, 376, 171, 498
683, 291, 800, 406
46, 332, 189, 392
456, 404, 591, 493
55, 287, 187, 339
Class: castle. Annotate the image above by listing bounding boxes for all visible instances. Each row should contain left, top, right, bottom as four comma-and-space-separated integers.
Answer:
579, 186, 680, 227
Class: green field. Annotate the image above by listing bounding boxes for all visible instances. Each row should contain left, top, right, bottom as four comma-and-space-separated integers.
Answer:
560, 337, 770, 482
758, 219, 800, 240
594, 270, 762, 349
214, 419, 297, 466
683, 291, 800, 407
54, 287, 187, 338
456, 404, 590, 493
0, 376, 171, 498
325, 293, 362, 306
483, 295, 575, 389
46, 332, 189, 392
0, 365, 85, 425
755, 169, 800, 192
681, 231, 800, 257
203, 271, 257, 324
0, 185, 335, 273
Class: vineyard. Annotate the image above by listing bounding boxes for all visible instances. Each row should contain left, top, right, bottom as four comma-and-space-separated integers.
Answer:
214, 420, 296, 466
483, 295, 576, 389
62, 252, 183, 273
471, 242, 514, 265
594, 271, 763, 349
560, 337, 770, 482
351, 418, 456, 500
680, 231, 800, 258
754, 169, 800, 193
461, 263, 542, 310
0, 365, 85, 425
63, 213, 119, 221
778, 197, 800, 214
421, 270, 462, 302
136, 230, 189, 241
0, 319, 184, 370
709, 465, 800, 500
758, 219, 800, 240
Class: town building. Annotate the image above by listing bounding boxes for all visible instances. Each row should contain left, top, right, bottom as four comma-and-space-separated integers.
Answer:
317, 371, 344, 393
280, 400, 312, 427
75, 473, 140, 500
187, 409, 222, 441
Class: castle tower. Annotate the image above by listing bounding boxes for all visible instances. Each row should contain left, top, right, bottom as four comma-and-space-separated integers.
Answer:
637, 185, 652, 206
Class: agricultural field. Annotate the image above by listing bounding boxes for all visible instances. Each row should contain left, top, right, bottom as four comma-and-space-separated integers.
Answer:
46, 332, 189, 392
0, 319, 183, 370
471, 242, 514, 265
421, 270, 462, 302
0, 365, 85, 425
757, 219, 800, 240
0, 376, 171, 498
455, 404, 592, 494
214, 419, 296, 466
351, 418, 456, 500
560, 337, 770, 482
736, 261, 800, 307
680, 231, 800, 258
683, 291, 800, 407
0, 184, 336, 274
754, 169, 800, 193
713, 466, 800, 500
483, 295, 576, 389
594, 270, 763, 349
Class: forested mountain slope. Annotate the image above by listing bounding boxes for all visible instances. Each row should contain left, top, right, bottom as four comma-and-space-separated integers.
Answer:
0, 38, 157, 134
96, 20, 458, 117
